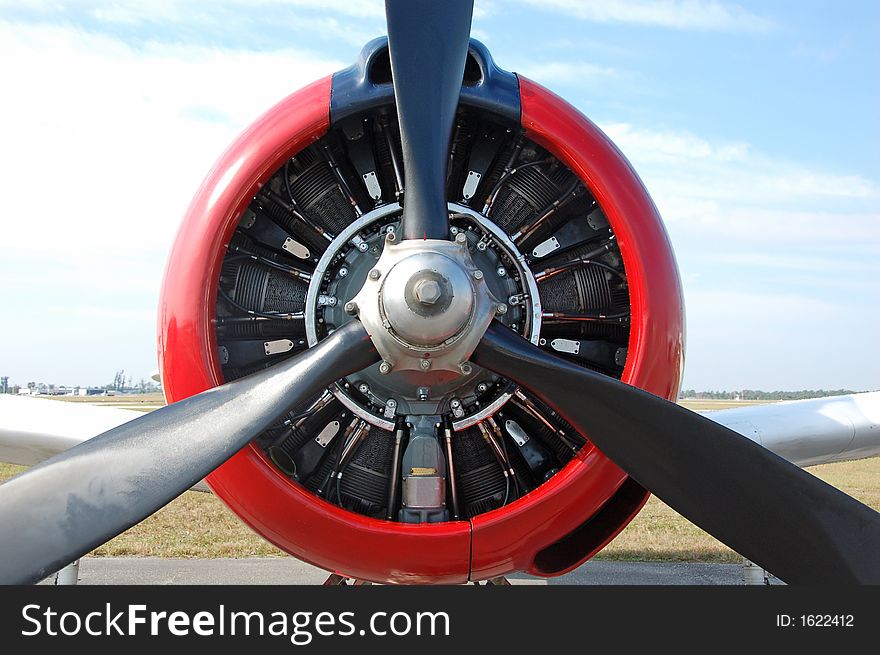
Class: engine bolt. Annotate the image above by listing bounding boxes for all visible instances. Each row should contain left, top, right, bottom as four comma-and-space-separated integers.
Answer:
419, 359, 431, 371
357, 242, 369, 252
477, 383, 488, 393
496, 303, 508, 315
450, 399, 461, 409
472, 270, 484, 281
369, 269, 381, 281
386, 231, 396, 243
476, 241, 487, 251
358, 383, 369, 394
414, 279, 442, 305
497, 267, 507, 277
386, 398, 397, 408
378, 361, 392, 375
339, 267, 348, 277
344, 301, 358, 315
459, 362, 473, 375
455, 232, 467, 244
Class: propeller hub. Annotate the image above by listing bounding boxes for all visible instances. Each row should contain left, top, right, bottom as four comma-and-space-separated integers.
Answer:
382, 253, 474, 347
346, 231, 503, 378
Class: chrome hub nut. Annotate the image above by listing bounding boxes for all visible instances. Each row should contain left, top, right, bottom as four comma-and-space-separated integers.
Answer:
414, 279, 442, 306
350, 237, 500, 375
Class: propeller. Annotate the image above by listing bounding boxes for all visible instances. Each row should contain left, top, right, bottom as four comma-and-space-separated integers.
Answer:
472, 322, 880, 584
0, 321, 378, 584
386, 0, 474, 240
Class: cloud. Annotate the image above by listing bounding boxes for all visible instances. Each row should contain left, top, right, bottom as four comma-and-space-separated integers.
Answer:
590, 120, 880, 390
0, 0, 387, 52
0, 0, 388, 21
0, 21, 343, 250
510, 61, 619, 85
522, 0, 773, 33
0, 20, 342, 384
599, 122, 878, 219
602, 123, 880, 282
602, 123, 750, 163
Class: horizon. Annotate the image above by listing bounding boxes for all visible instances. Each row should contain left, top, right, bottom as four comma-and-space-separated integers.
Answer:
2, 376, 874, 399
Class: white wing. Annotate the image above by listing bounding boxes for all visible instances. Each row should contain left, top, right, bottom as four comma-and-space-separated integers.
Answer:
701, 391, 880, 467
0, 395, 210, 491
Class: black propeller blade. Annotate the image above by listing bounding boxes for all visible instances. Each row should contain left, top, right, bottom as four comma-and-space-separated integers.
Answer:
473, 322, 880, 584
0, 321, 378, 585
386, 0, 474, 240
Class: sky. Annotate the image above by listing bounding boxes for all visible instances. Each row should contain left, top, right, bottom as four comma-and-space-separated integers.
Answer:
0, 0, 877, 391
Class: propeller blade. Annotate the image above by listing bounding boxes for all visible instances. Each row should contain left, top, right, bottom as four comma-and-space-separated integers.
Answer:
472, 322, 880, 584
0, 321, 378, 584
385, 0, 473, 240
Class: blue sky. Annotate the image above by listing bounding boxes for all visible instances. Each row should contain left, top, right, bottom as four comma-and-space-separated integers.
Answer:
0, 0, 877, 391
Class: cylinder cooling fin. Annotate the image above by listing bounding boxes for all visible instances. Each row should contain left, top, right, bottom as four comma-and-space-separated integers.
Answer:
159, 39, 684, 583
214, 92, 630, 525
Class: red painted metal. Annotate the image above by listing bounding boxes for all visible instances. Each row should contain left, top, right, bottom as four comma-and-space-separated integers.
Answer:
158, 76, 470, 584
157, 73, 684, 584
468, 76, 685, 579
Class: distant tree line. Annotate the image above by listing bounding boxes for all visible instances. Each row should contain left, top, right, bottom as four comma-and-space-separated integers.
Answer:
0, 369, 160, 395
679, 389, 862, 401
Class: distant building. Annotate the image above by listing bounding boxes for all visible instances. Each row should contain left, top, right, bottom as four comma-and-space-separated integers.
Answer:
78, 388, 113, 397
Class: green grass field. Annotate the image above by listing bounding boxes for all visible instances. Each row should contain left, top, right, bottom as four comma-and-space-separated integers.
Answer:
2, 454, 877, 562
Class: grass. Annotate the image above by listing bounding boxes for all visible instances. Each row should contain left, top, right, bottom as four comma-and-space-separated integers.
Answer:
597, 456, 880, 562
1, 456, 877, 562
46, 392, 165, 411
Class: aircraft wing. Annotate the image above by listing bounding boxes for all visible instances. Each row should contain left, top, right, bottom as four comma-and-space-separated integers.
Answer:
0, 395, 211, 492
700, 391, 880, 467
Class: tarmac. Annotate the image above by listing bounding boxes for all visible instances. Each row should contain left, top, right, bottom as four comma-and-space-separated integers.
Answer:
39, 557, 781, 585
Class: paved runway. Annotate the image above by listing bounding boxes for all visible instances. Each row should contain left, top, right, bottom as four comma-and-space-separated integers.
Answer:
40, 557, 781, 585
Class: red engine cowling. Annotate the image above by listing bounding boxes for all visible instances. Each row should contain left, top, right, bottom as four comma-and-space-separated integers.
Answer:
158, 41, 684, 584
